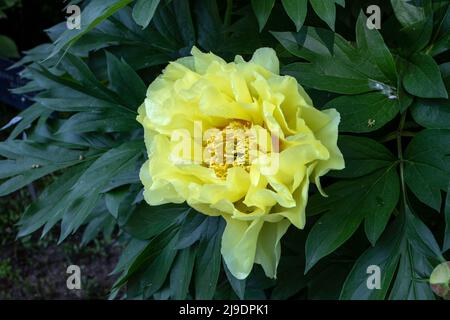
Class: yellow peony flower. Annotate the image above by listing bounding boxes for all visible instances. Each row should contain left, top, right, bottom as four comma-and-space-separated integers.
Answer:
137, 46, 345, 280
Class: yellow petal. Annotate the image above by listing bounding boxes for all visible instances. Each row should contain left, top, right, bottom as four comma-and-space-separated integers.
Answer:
250, 47, 280, 74
221, 217, 264, 279
255, 219, 291, 278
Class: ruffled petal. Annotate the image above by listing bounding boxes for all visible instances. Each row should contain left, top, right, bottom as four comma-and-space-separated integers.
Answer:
221, 217, 264, 279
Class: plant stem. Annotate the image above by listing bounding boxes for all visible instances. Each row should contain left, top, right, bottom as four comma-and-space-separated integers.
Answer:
379, 130, 416, 143
224, 0, 233, 27
397, 112, 407, 208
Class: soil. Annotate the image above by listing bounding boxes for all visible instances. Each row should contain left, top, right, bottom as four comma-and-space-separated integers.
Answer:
0, 103, 121, 299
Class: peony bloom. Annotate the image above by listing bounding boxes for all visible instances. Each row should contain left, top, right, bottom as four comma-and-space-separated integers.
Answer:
137, 47, 344, 279
430, 262, 450, 300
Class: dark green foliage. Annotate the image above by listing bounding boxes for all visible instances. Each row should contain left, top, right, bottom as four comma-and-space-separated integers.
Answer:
1, 0, 449, 300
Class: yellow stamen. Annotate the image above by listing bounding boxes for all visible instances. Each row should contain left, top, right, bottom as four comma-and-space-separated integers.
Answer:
204, 120, 253, 179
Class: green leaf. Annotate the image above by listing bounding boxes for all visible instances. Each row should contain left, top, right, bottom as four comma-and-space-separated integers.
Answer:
340, 217, 404, 300
355, 12, 397, 83
390, 0, 431, 27
0, 140, 92, 197
48, 0, 133, 59
403, 53, 448, 99
251, 0, 275, 31
406, 210, 444, 262
17, 163, 90, 237
404, 129, 450, 211
58, 141, 143, 241
5, 104, 52, 140
325, 92, 400, 133
176, 211, 208, 249
106, 52, 147, 109
105, 186, 130, 218
124, 203, 189, 240
281, 0, 307, 32
430, 6, 450, 56
309, 0, 337, 30
307, 262, 352, 299
275, 26, 396, 94
444, 185, 450, 252
341, 206, 440, 300
131, 229, 179, 298
411, 98, 450, 129
364, 174, 400, 247
0, 34, 19, 58
271, 255, 307, 299
282, 62, 371, 94
224, 261, 246, 300
81, 212, 115, 246
61, 53, 120, 103
194, 219, 224, 299
115, 226, 177, 293
305, 166, 400, 271
132, 0, 161, 29
193, 0, 221, 51
57, 110, 138, 134
329, 136, 396, 179
111, 238, 150, 275
389, 243, 435, 300
169, 246, 197, 299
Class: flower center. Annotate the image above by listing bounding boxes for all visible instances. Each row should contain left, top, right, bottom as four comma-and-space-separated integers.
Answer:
204, 120, 253, 179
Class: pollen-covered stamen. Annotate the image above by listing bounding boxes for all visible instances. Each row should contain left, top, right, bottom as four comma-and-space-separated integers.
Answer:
204, 120, 254, 179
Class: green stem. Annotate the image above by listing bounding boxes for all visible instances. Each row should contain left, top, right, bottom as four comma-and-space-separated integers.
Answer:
224, 0, 233, 28
397, 112, 407, 208
379, 130, 416, 143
